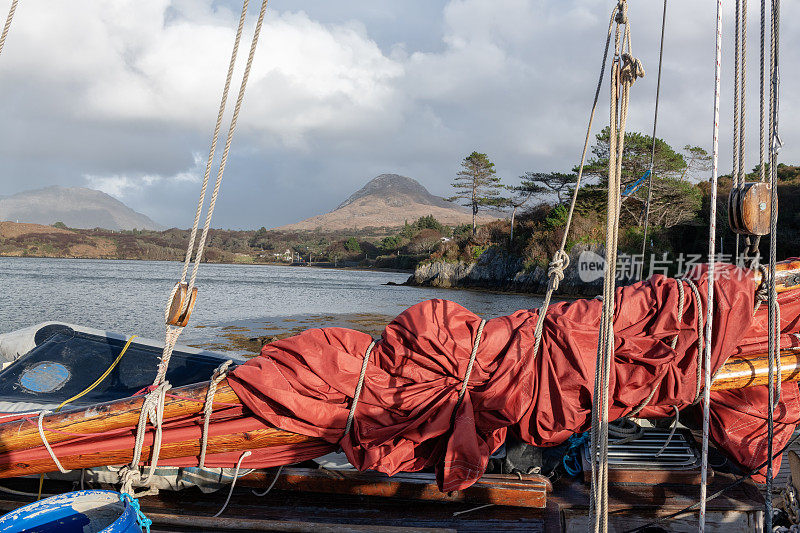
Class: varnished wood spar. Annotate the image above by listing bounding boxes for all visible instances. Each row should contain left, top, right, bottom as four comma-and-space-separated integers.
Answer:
756, 258, 800, 293
0, 426, 317, 479
0, 379, 241, 455
1, 347, 800, 478
711, 348, 800, 390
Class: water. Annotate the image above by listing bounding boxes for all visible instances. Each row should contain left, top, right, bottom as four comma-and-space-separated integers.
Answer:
0, 257, 544, 352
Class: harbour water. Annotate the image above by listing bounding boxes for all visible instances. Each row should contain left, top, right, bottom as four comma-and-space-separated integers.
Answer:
0, 257, 546, 354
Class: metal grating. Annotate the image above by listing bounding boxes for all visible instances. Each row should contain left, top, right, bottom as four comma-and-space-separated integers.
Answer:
582, 428, 702, 471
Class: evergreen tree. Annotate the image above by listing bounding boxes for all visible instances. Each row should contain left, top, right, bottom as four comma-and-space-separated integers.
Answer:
449, 151, 503, 235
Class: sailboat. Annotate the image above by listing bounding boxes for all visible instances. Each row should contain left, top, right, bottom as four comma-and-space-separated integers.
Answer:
0, 0, 795, 531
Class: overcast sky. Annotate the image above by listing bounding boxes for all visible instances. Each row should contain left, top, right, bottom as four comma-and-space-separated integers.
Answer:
0, 0, 797, 229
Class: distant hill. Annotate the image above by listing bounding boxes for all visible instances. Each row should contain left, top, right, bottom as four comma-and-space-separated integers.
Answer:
0, 186, 163, 230
276, 174, 497, 231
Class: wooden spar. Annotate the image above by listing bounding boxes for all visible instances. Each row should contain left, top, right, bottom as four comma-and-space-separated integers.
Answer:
756, 258, 800, 293
0, 347, 798, 479
0, 379, 241, 455
0, 427, 318, 479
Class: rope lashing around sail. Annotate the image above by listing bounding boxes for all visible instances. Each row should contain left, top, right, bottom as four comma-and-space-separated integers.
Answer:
37, 411, 68, 474
199, 360, 234, 468
153, 0, 269, 388
344, 340, 377, 439
343, 319, 487, 442
0, 0, 18, 59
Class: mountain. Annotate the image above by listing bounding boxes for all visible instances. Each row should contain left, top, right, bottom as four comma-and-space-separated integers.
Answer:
0, 186, 163, 230
276, 174, 497, 231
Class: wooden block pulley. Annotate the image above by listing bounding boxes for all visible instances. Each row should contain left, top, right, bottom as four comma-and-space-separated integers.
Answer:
166, 282, 198, 327
728, 182, 772, 236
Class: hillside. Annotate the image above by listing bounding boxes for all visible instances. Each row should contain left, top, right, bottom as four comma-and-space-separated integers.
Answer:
276, 174, 497, 231
0, 186, 163, 231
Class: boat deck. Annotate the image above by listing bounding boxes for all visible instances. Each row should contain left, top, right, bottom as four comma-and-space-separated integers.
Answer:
0, 471, 765, 532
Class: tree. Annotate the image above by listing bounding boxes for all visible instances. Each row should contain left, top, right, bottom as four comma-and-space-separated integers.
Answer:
498, 185, 539, 242
449, 151, 504, 235
581, 128, 702, 227
518, 172, 577, 204
344, 237, 361, 253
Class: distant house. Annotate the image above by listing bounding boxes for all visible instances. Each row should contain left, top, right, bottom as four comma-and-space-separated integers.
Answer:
273, 248, 293, 262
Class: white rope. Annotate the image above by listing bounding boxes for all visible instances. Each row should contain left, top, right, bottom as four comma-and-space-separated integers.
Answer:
699, 1, 723, 530
119, 381, 172, 495
344, 340, 376, 439
200, 360, 234, 468
153, 0, 270, 386
37, 411, 68, 474
213, 450, 252, 517
252, 465, 283, 497
0, 0, 18, 59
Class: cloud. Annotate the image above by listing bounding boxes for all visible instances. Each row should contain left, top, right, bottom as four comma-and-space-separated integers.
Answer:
0, 0, 797, 229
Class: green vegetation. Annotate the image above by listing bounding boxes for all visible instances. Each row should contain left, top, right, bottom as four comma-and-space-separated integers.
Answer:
4, 134, 799, 274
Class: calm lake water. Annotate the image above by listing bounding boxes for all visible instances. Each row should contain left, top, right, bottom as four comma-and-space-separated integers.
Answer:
0, 257, 544, 353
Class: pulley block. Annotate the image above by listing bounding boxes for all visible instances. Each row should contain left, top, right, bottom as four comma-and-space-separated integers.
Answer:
728, 182, 772, 236
166, 282, 198, 327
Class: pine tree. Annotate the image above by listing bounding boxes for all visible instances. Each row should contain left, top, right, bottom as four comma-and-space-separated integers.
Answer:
449, 152, 503, 235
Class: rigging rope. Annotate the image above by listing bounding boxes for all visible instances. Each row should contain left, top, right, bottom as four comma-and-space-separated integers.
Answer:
639, 0, 667, 274
590, 5, 643, 532
153, 0, 269, 386
0, 0, 17, 59
699, 0, 723, 530
765, 1, 781, 529
529, 5, 617, 361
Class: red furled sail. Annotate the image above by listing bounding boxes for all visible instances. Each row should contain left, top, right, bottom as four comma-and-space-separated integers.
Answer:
229, 263, 800, 489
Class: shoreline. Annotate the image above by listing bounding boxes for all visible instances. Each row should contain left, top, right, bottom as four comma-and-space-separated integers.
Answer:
0, 254, 414, 274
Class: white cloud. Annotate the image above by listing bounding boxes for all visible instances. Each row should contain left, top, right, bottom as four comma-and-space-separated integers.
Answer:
0, 0, 798, 229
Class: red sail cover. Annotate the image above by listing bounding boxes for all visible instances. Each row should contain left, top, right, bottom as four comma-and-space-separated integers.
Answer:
229, 263, 800, 489
2, 263, 797, 489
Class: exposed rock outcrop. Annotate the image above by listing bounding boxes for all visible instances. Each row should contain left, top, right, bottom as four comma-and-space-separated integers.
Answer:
407, 244, 606, 297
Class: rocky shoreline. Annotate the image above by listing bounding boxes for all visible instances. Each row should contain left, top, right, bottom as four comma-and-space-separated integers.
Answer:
405, 245, 605, 298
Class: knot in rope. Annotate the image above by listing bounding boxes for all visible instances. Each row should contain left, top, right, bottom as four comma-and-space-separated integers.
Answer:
615, 1, 628, 24
118, 467, 141, 497
126, 381, 172, 492
547, 250, 571, 291
620, 53, 645, 85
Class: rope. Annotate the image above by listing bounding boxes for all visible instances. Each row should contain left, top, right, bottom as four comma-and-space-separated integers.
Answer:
153, 0, 270, 386
454, 319, 486, 415
591, 6, 641, 531
699, 1, 724, 528
530, 5, 617, 362
640, 0, 667, 271
733, 0, 742, 260
56, 335, 138, 411
252, 465, 283, 497
0, 0, 17, 59
343, 340, 376, 439
37, 411, 68, 474
213, 450, 252, 517
199, 360, 234, 468
119, 381, 172, 495
766, 2, 781, 527
655, 406, 680, 458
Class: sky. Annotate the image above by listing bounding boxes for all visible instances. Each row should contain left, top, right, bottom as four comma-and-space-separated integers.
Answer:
0, 0, 797, 229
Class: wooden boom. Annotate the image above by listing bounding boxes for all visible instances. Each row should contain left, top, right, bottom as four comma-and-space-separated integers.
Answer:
0, 347, 799, 478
